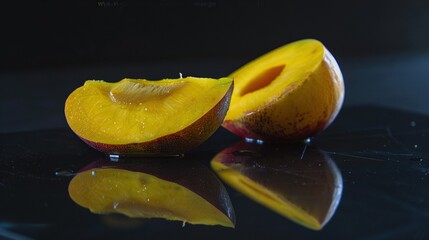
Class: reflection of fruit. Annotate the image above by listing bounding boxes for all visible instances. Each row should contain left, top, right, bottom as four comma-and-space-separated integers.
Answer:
69, 158, 235, 228
65, 77, 233, 155
211, 141, 342, 230
223, 39, 344, 141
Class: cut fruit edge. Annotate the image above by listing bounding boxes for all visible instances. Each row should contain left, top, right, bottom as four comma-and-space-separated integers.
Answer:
224, 39, 326, 120
224, 39, 344, 124
74, 80, 234, 155
65, 77, 233, 145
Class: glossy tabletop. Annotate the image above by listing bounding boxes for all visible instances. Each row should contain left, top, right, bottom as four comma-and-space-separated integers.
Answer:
1, 106, 428, 239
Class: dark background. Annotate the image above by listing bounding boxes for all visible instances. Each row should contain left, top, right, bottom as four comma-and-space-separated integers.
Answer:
1, 0, 429, 132
3, 0, 429, 69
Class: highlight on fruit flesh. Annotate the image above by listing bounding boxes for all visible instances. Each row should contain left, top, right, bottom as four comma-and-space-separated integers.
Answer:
69, 158, 235, 228
211, 141, 343, 230
222, 39, 345, 141
64, 77, 233, 155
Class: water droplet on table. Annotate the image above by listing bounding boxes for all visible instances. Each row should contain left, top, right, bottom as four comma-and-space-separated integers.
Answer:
54, 169, 75, 177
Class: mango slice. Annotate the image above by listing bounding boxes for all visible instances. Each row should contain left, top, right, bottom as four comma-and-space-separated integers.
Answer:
65, 77, 233, 155
211, 141, 343, 230
223, 39, 344, 141
69, 158, 235, 227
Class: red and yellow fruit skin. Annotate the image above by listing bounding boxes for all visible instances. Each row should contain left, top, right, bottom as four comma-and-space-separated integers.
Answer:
75, 83, 233, 155
222, 42, 344, 142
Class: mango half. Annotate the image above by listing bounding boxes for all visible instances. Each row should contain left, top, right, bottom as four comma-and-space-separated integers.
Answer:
65, 77, 233, 155
223, 39, 344, 141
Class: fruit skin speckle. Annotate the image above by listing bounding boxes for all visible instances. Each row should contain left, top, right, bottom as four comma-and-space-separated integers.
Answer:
79, 83, 233, 155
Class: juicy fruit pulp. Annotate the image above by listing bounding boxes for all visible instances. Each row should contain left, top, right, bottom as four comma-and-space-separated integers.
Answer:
65, 77, 233, 154
223, 39, 344, 141
69, 159, 235, 227
211, 141, 343, 230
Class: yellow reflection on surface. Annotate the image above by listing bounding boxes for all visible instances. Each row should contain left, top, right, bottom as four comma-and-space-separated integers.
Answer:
211, 141, 343, 230
68, 158, 235, 228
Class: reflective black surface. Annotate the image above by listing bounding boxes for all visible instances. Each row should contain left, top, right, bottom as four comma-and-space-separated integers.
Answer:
1, 106, 429, 239
69, 157, 235, 227
211, 140, 343, 230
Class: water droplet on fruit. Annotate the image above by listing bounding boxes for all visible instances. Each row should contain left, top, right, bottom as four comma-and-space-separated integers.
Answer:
113, 202, 119, 209
91, 170, 96, 176
245, 111, 256, 117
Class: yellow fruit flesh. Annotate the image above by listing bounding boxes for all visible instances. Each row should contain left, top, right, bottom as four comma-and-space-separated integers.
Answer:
226, 39, 324, 120
69, 168, 234, 227
65, 77, 232, 145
